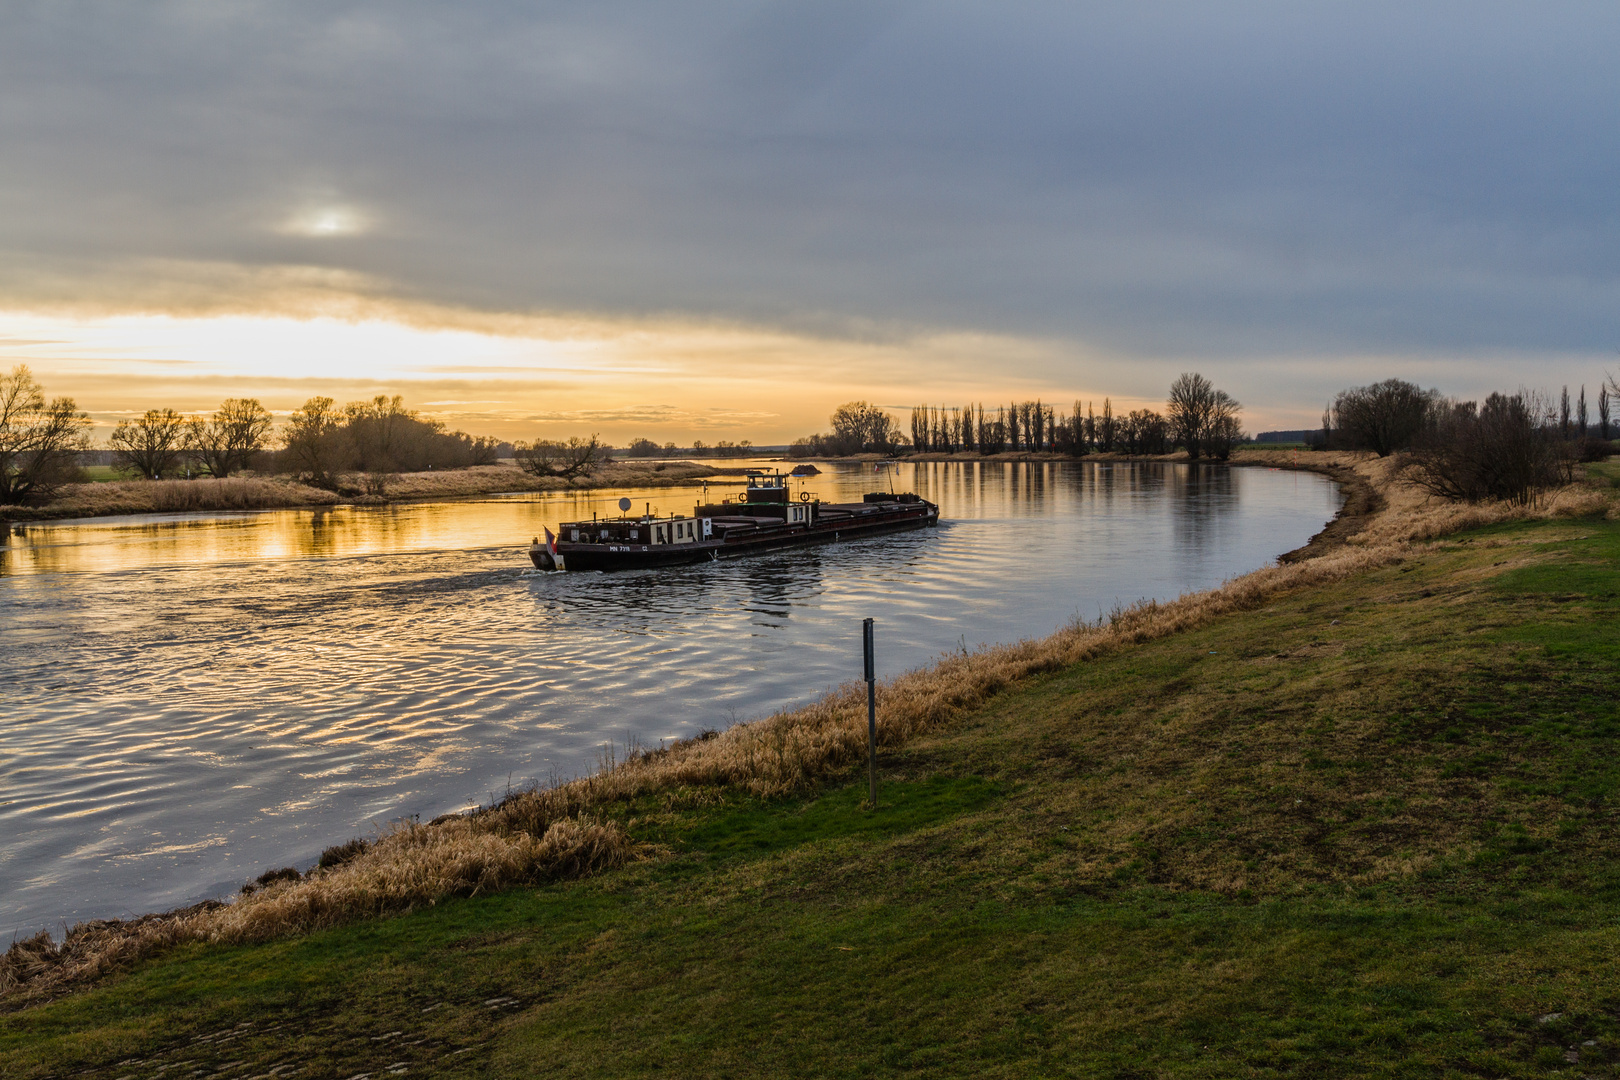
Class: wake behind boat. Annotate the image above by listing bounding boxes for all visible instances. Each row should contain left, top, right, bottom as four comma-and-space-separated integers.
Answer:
529, 469, 938, 571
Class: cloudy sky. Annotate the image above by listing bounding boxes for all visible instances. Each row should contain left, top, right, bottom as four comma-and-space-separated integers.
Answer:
2, 1, 1616, 440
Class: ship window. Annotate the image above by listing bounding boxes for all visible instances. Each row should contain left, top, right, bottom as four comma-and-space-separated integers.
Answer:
570, 529, 579, 541
630, 529, 638, 540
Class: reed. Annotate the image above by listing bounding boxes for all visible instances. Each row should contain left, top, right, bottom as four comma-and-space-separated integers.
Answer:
3, 453, 1612, 1006
40, 477, 340, 517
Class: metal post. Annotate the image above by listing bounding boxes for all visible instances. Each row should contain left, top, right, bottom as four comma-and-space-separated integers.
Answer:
863, 618, 877, 809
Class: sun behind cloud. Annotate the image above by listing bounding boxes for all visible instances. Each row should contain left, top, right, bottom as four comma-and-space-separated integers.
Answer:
279, 205, 369, 238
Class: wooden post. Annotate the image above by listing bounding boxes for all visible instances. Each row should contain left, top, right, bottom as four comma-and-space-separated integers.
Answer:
863, 617, 877, 809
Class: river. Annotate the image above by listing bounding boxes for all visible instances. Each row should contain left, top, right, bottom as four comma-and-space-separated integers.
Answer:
0, 459, 1338, 938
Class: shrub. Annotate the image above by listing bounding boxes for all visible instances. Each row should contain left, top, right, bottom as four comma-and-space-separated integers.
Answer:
514, 435, 604, 481
1404, 392, 1561, 504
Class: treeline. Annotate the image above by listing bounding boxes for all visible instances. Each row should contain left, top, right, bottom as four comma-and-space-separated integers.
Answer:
623, 437, 755, 458
279, 396, 501, 490
910, 399, 1178, 456
1324, 378, 1616, 504
108, 394, 501, 490
0, 365, 511, 506
791, 373, 1245, 460
107, 394, 502, 489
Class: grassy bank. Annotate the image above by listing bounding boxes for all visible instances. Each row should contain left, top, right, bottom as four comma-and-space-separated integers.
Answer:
0, 461, 719, 523
5, 464, 1620, 1076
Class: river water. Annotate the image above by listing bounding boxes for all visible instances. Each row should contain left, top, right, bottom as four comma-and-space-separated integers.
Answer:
0, 459, 1338, 939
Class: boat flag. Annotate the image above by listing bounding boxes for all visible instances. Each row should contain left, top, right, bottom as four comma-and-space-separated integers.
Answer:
543, 526, 558, 554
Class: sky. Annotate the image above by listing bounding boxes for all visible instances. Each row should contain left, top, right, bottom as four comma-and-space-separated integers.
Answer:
2, 1, 1618, 442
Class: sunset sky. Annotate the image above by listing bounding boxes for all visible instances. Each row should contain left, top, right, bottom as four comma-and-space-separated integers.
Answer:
3, 2, 1617, 443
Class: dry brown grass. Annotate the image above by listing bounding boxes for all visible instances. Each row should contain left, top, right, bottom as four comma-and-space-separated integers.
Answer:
0, 816, 635, 1004
31, 477, 341, 518
5, 461, 722, 522
370, 460, 718, 501
4, 454, 1613, 1006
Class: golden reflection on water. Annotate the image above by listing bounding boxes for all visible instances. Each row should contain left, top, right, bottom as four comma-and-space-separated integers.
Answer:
0, 460, 1336, 940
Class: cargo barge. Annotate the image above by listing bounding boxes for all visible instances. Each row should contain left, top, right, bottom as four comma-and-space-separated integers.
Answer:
529, 470, 938, 572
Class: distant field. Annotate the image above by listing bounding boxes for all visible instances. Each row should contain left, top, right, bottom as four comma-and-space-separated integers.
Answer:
77, 465, 119, 482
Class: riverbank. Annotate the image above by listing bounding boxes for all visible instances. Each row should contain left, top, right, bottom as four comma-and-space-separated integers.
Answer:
3, 448, 1340, 526
0, 461, 720, 524
4, 464, 1619, 1076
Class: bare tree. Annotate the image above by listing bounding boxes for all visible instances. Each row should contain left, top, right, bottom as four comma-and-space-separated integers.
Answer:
1560, 386, 1572, 438
1121, 409, 1169, 455
1167, 373, 1213, 458
1099, 398, 1115, 452
188, 398, 273, 478
282, 397, 352, 490
0, 365, 90, 505
1601, 384, 1612, 440
344, 394, 419, 473
910, 406, 928, 452
1166, 372, 1241, 460
1405, 391, 1560, 504
110, 408, 188, 479
1578, 385, 1589, 437
515, 434, 604, 481
976, 404, 997, 453
830, 401, 903, 454
1330, 379, 1438, 456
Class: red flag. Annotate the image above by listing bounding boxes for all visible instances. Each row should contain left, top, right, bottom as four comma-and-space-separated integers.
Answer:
544, 526, 558, 555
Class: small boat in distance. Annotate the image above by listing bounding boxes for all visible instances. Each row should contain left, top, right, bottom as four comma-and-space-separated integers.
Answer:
529, 469, 938, 572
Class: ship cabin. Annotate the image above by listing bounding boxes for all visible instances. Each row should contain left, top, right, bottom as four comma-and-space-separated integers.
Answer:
692, 470, 814, 528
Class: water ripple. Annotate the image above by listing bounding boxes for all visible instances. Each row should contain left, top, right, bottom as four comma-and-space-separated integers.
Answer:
0, 460, 1338, 936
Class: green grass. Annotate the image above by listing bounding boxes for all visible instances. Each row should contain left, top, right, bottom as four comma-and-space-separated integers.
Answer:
1581, 457, 1620, 487
7, 517, 1620, 1078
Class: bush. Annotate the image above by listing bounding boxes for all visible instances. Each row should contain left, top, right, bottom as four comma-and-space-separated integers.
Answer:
1577, 436, 1615, 463
1404, 392, 1561, 504
514, 435, 604, 481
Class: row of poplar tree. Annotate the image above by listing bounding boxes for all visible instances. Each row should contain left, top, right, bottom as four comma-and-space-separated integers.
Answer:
909, 374, 1244, 460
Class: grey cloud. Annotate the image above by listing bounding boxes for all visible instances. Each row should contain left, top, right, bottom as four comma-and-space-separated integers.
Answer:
3, 1, 1620, 380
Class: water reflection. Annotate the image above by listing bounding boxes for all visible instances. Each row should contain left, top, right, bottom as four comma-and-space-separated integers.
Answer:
0, 460, 1337, 937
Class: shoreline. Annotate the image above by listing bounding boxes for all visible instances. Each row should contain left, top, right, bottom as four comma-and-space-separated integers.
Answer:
4, 447, 1350, 528
0, 460, 722, 526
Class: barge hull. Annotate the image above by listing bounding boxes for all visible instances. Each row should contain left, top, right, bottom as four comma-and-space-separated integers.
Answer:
531, 504, 935, 572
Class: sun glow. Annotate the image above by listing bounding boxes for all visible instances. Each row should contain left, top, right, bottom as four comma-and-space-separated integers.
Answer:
280, 206, 368, 238
0, 307, 1105, 443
